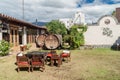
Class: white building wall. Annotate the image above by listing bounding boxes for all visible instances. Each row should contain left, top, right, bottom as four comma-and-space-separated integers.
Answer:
84, 15, 120, 46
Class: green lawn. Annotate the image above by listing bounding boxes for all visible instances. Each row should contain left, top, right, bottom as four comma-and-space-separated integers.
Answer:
0, 48, 120, 80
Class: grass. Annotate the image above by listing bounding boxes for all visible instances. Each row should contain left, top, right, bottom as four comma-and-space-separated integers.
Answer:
0, 48, 120, 80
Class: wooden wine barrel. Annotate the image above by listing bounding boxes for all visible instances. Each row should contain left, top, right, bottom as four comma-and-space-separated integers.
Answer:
36, 34, 46, 47
44, 34, 62, 49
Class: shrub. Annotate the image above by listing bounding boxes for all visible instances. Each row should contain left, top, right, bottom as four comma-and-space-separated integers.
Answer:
0, 40, 10, 56
26, 44, 32, 50
65, 24, 87, 49
62, 43, 70, 49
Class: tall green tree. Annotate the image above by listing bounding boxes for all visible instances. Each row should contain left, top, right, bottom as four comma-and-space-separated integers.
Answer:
66, 24, 87, 49
46, 20, 67, 35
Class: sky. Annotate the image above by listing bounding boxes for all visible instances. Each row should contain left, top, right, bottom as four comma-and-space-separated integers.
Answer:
0, 0, 120, 23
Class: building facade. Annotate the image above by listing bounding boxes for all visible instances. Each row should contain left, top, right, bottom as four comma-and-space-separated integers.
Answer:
0, 14, 47, 48
84, 8, 120, 47
84, 15, 120, 47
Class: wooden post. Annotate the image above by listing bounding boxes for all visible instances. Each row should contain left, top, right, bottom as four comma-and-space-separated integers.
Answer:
17, 30, 19, 46
13, 30, 15, 46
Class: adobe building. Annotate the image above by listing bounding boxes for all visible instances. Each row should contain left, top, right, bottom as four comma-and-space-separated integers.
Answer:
84, 8, 120, 48
0, 13, 47, 49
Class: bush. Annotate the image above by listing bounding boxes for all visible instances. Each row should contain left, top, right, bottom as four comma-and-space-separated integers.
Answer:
26, 44, 32, 50
68, 25, 87, 49
0, 40, 10, 56
62, 43, 70, 49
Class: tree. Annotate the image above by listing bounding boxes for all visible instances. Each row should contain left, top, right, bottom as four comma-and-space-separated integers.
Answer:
112, 11, 116, 16
46, 20, 87, 49
46, 20, 67, 35
66, 24, 87, 49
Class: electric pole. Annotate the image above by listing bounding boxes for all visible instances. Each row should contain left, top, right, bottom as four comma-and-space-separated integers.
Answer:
22, 0, 24, 20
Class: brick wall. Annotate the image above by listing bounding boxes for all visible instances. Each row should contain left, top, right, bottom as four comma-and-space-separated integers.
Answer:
116, 8, 120, 22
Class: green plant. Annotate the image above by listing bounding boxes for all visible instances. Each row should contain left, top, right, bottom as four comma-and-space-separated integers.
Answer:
26, 44, 32, 50
62, 42, 70, 49
46, 20, 67, 35
66, 24, 87, 49
0, 40, 10, 56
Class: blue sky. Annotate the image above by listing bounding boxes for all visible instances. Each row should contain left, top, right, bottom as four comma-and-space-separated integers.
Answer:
0, 0, 120, 23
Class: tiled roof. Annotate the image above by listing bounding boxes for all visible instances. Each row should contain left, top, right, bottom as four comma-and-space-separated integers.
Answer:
0, 13, 46, 29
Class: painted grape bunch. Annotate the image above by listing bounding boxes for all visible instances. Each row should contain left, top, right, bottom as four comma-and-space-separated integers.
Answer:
102, 28, 113, 37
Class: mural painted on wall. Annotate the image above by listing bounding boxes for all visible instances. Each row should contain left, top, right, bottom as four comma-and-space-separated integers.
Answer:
102, 27, 113, 37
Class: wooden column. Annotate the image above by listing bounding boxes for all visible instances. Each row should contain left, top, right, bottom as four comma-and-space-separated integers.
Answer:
13, 30, 15, 46
30, 33, 32, 43
17, 30, 19, 46
9, 30, 12, 43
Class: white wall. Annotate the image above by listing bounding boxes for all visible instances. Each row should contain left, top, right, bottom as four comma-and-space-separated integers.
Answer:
84, 15, 120, 46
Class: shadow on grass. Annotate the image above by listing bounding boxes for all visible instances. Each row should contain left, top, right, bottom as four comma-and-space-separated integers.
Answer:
15, 67, 30, 72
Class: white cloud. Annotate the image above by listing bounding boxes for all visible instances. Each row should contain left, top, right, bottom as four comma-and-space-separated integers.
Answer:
0, 0, 120, 23
79, 3, 120, 23
40, 0, 74, 8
